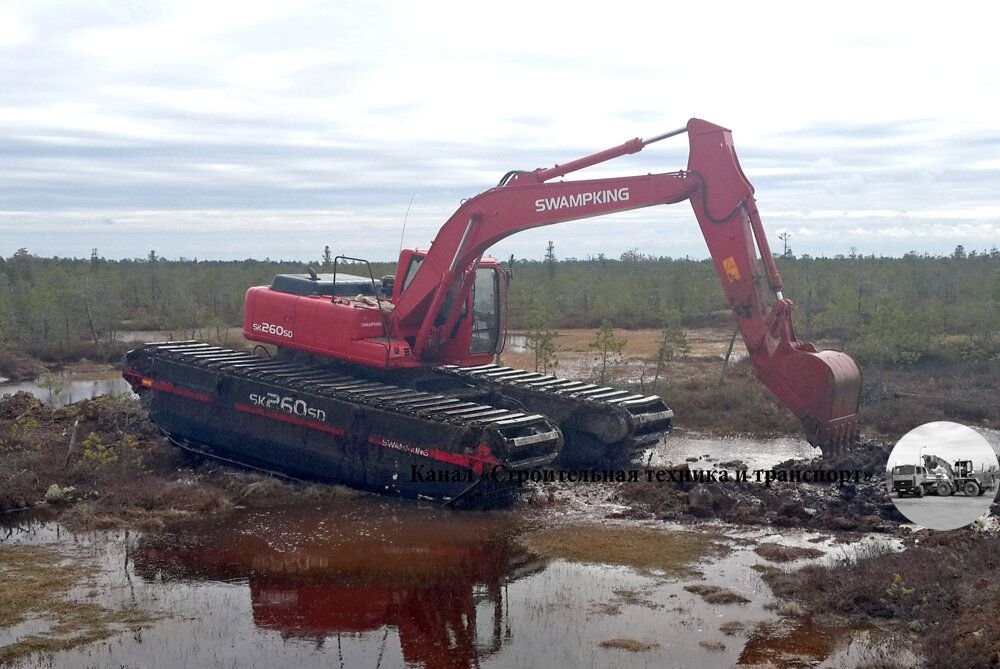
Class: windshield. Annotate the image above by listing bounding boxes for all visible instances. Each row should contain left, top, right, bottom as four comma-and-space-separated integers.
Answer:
402, 254, 424, 292
892, 465, 915, 475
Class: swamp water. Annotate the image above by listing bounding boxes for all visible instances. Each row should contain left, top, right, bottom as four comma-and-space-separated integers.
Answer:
0, 366, 132, 408
1, 499, 906, 669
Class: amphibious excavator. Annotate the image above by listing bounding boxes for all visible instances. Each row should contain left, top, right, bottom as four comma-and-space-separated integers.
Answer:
124, 118, 862, 504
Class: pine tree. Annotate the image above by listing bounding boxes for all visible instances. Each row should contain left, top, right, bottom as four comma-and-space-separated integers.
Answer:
525, 303, 558, 373
651, 309, 689, 391
544, 241, 556, 279
589, 319, 626, 385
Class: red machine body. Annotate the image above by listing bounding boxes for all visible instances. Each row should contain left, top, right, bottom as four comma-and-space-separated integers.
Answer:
243, 253, 507, 369
243, 118, 862, 447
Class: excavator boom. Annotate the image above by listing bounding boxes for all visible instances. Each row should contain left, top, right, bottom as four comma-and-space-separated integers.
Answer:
392, 119, 861, 449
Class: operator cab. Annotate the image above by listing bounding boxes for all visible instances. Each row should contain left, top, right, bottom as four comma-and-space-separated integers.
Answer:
395, 249, 507, 362
954, 460, 974, 477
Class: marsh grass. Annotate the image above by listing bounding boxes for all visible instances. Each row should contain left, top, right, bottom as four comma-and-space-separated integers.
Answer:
519, 525, 725, 575
0, 545, 159, 663
754, 543, 824, 563
719, 621, 746, 636
760, 531, 1000, 667
590, 587, 664, 616
683, 584, 750, 605
598, 638, 659, 652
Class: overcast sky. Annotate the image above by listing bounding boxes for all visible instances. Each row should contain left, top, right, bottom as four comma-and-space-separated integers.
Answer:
2, 1, 999, 263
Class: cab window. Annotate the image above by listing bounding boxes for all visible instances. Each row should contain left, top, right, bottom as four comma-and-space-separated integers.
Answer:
469, 268, 500, 354
402, 255, 424, 292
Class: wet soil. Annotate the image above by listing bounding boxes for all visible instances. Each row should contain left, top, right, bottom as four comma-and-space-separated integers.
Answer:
0, 391, 363, 522
0, 387, 929, 667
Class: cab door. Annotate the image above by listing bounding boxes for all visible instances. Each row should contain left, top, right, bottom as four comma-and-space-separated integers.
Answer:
469, 267, 504, 356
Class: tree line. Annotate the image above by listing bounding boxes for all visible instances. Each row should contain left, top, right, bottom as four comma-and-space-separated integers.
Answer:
2, 245, 998, 368
511, 244, 1000, 368
0, 248, 394, 359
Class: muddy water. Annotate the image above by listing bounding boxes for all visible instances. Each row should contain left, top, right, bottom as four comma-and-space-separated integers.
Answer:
649, 432, 819, 471
1, 500, 906, 669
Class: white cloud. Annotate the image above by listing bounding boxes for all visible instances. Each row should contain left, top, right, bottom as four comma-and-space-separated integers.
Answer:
2, 0, 1000, 260
0, 7, 31, 46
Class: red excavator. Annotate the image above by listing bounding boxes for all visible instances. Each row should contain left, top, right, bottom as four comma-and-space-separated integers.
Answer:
124, 118, 862, 504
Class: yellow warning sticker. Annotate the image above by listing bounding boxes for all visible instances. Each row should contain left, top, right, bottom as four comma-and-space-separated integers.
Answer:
722, 256, 741, 282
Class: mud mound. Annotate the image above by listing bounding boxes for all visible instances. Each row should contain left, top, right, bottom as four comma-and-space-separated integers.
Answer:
774, 440, 893, 473
0, 390, 42, 419
613, 440, 904, 532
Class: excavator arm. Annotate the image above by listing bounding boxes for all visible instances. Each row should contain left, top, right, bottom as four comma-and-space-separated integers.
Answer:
922, 454, 956, 479
389, 118, 861, 448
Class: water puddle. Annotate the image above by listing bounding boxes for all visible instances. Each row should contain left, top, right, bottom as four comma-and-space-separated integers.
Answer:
0, 328, 244, 406
505, 333, 528, 354
0, 500, 906, 668
649, 432, 819, 471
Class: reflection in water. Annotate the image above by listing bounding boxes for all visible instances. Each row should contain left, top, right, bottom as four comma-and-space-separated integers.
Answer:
133, 504, 546, 669
0, 506, 905, 668
739, 620, 840, 665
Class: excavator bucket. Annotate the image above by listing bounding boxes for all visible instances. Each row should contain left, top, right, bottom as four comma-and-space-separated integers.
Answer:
680, 118, 864, 452
751, 342, 862, 451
